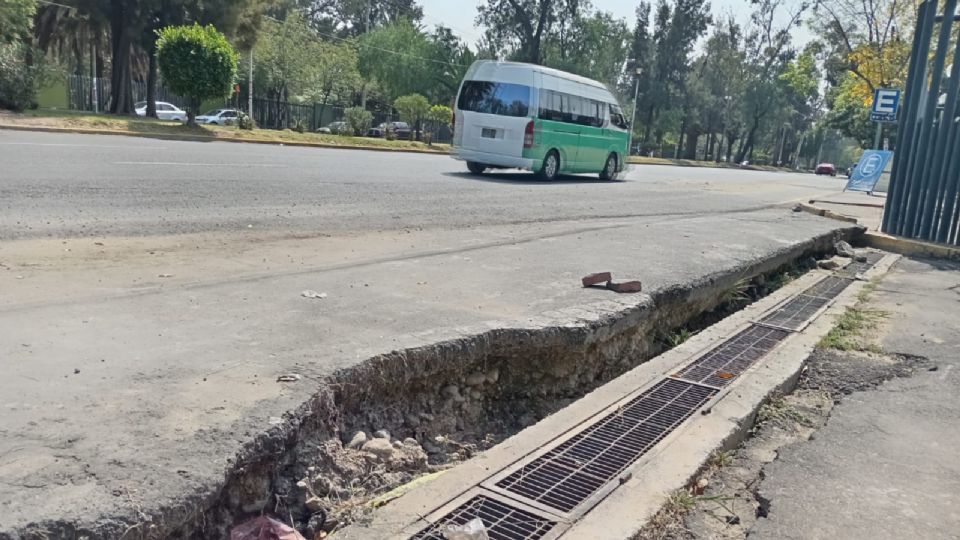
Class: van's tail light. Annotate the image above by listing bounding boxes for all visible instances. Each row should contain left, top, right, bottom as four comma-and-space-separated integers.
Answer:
523, 120, 534, 148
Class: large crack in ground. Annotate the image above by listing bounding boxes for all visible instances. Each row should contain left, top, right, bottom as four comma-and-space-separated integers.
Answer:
2, 232, 858, 540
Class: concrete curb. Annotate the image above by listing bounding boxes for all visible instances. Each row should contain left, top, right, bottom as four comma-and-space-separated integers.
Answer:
794, 203, 860, 224
0, 123, 450, 155
863, 231, 960, 260
798, 201, 960, 260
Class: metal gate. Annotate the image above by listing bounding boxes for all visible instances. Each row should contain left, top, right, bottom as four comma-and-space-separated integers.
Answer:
882, 0, 960, 245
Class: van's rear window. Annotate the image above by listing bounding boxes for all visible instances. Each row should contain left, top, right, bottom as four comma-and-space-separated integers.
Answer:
457, 81, 530, 117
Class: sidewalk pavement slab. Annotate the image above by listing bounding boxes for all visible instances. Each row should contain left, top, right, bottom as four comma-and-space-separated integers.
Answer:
751, 257, 960, 540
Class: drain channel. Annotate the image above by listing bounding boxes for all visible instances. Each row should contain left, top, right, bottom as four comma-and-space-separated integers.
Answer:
673, 325, 791, 387
409, 258, 883, 537
411, 495, 557, 540
491, 379, 716, 514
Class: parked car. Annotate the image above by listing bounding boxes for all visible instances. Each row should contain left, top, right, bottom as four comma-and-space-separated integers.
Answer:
195, 109, 239, 125
366, 121, 413, 139
385, 121, 412, 140
134, 101, 187, 122
317, 121, 349, 135
815, 163, 837, 176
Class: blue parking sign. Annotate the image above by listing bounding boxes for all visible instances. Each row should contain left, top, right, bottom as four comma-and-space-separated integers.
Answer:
846, 150, 893, 192
869, 89, 900, 122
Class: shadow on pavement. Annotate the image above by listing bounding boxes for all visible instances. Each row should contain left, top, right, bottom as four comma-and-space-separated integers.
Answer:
443, 171, 623, 185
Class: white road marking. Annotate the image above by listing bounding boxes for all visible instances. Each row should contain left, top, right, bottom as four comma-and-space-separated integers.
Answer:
940, 365, 954, 380
0, 142, 167, 149
112, 161, 287, 167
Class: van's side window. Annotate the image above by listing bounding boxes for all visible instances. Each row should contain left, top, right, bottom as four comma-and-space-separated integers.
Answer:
539, 90, 604, 127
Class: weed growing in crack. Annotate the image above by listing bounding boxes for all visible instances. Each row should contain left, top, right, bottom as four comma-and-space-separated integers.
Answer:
757, 396, 815, 428
710, 450, 735, 469
818, 307, 889, 352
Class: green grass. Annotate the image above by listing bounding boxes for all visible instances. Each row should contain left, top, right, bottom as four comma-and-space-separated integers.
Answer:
665, 328, 693, 348
4, 109, 449, 152
818, 306, 888, 352
757, 396, 815, 427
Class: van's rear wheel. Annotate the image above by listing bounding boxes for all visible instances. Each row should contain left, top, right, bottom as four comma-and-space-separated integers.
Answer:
600, 153, 619, 181
467, 161, 486, 175
537, 150, 560, 180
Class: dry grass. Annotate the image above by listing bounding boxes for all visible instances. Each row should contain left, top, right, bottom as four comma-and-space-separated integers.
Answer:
0, 110, 449, 152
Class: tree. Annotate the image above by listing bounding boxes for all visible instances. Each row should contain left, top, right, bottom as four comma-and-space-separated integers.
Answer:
302, 0, 424, 37
476, 0, 578, 64
542, 10, 631, 88
358, 19, 435, 102
1, 0, 35, 43
157, 23, 238, 125
394, 93, 430, 139
425, 103, 451, 145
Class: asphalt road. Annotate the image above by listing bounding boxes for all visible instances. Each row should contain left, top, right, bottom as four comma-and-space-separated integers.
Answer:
0, 130, 845, 240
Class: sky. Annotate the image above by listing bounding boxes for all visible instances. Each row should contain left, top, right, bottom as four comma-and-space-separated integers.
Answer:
418, 0, 815, 49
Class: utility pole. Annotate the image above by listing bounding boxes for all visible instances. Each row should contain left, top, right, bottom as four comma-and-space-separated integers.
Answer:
361, 0, 371, 109
248, 50, 254, 117
91, 43, 98, 113
627, 67, 642, 156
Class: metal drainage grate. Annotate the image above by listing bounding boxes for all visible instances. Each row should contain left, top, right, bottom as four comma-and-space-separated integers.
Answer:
803, 275, 854, 300
410, 495, 557, 540
673, 325, 791, 387
758, 294, 829, 331
838, 252, 884, 277
493, 379, 716, 514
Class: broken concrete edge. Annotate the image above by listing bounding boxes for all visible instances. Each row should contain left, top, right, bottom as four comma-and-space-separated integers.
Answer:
565, 253, 901, 539
333, 241, 877, 539
0, 124, 449, 155
863, 231, 960, 261
0, 223, 863, 540
794, 203, 860, 224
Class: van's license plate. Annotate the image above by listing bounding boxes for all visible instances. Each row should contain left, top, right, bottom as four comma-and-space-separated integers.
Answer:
481, 128, 496, 138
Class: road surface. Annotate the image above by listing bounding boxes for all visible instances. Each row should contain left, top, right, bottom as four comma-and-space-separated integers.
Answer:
0, 130, 843, 240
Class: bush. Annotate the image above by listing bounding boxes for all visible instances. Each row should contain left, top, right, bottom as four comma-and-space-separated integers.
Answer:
394, 93, 429, 138
0, 42, 50, 112
384, 124, 396, 141
237, 110, 256, 130
344, 106, 372, 136
157, 24, 238, 125
292, 118, 306, 133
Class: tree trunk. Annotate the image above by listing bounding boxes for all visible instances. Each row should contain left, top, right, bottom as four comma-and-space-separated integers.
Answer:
146, 48, 158, 118
725, 134, 736, 163
683, 129, 699, 160
735, 121, 759, 164
642, 105, 655, 143
109, 0, 135, 115
706, 132, 715, 161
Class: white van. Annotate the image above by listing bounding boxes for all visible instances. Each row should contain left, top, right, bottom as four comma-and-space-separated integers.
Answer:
452, 60, 630, 180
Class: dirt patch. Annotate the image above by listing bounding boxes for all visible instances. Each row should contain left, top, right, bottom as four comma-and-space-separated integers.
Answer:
634, 347, 932, 540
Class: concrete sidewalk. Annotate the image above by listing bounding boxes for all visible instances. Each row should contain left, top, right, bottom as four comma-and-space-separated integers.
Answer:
752, 257, 960, 539
0, 209, 858, 537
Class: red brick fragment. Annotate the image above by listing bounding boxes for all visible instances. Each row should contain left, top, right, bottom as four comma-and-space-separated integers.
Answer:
607, 281, 643, 293
582, 272, 613, 287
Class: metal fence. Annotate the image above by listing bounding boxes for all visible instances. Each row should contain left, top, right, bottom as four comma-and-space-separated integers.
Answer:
67, 75, 186, 112
248, 98, 451, 143
881, 0, 960, 245
64, 75, 452, 144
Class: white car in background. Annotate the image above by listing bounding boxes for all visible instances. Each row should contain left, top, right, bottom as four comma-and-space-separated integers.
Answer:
195, 109, 239, 125
134, 101, 187, 122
